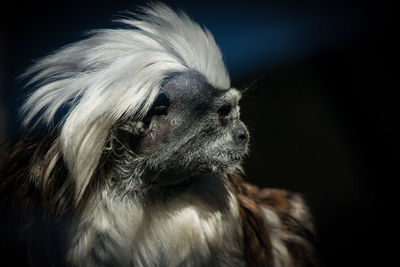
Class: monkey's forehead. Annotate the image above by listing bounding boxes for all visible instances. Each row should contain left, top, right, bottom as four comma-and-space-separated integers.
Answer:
161, 71, 239, 104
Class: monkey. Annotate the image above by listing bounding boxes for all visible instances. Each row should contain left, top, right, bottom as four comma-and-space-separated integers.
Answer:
0, 3, 316, 266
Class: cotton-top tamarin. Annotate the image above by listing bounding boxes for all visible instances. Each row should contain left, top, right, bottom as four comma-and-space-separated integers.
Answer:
0, 3, 316, 266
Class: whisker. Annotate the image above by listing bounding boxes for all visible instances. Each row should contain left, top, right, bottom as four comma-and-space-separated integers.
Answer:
240, 75, 265, 94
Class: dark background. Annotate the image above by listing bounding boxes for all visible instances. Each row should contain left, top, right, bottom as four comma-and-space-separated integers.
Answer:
0, 0, 396, 266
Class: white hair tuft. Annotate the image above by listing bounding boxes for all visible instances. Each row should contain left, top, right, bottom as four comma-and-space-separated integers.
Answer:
21, 2, 231, 201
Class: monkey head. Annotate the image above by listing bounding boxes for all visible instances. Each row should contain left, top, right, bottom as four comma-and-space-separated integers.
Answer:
112, 71, 249, 186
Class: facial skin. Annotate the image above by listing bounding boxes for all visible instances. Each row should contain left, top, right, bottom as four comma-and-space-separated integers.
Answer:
113, 71, 249, 187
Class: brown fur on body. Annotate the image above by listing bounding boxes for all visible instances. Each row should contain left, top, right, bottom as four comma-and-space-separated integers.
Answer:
0, 137, 70, 267
228, 174, 317, 267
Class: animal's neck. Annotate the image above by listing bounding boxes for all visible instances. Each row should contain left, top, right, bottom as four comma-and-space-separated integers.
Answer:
67, 174, 245, 267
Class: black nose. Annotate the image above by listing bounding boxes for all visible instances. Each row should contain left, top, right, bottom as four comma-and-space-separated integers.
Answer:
232, 126, 249, 145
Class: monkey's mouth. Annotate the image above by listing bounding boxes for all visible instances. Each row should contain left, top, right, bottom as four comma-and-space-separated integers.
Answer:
228, 155, 243, 163
214, 150, 248, 166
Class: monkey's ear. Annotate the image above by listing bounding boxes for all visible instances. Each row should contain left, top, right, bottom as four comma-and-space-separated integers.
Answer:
118, 121, 149, 136
109, 90, 171, 148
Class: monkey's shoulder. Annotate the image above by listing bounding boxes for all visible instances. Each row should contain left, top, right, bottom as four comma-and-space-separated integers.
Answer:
227, 174, 317, 267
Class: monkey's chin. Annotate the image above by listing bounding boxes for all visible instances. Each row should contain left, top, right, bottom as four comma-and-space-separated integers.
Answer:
149, 159, 243, 187
209, 158, 244, 176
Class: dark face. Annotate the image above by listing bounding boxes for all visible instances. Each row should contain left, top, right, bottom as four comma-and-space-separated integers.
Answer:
115, 71, 249, 185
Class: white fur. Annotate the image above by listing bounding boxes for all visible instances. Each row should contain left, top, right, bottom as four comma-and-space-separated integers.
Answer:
261, 206, 293, 267
20, 2, 231, 201
67, 182, 245, 267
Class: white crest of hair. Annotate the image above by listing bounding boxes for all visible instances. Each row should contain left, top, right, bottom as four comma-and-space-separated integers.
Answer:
20, 2, 231, 201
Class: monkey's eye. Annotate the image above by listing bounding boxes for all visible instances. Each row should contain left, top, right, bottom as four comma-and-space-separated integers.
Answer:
149, 90, 171, 116
143, 91, 170, 124
218, 104, 232, 122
